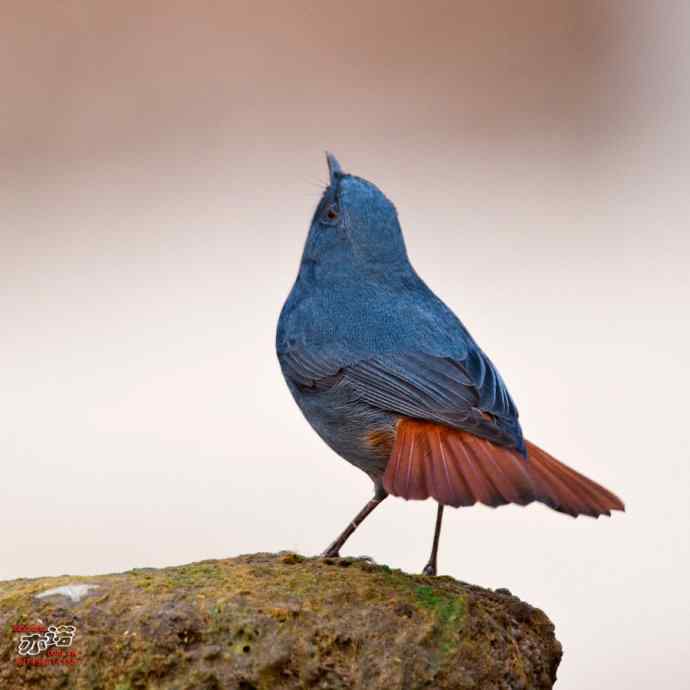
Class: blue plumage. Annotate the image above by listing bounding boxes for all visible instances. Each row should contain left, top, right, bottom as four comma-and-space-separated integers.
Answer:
277, 154, 524, 490
276, 154, 623, 570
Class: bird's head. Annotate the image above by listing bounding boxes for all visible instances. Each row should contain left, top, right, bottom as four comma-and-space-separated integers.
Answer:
300, 153, 410, 279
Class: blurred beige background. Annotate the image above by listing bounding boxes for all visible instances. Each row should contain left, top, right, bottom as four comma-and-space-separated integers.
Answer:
2, 2, 689, 688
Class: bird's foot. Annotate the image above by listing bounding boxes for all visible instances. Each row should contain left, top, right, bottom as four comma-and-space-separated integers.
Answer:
321, 545, 341, 558
320, 548, 377, 566
422, 561, 437, 576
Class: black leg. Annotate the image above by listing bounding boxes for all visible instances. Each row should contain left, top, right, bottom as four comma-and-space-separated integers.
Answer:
321, 487, 388, 557
422, 503, 444, 576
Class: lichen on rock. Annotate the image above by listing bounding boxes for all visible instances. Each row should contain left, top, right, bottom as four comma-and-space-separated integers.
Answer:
0, 552, 562, 689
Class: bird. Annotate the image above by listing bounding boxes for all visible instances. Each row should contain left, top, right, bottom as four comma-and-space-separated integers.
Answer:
276, 153, 624, 575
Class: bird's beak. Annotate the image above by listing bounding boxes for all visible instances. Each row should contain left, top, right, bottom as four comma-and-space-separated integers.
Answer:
326, 151, 343, 187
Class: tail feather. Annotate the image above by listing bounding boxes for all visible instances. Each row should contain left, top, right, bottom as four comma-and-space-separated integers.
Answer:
448, 434, 502, 506
382, 419, 624, 518
393, 428, 429, 499
526, 441, 624, 516
458, 432, 534, 506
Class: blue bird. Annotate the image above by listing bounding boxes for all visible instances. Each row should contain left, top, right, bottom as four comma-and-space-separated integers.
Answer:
276, 154, 624, 574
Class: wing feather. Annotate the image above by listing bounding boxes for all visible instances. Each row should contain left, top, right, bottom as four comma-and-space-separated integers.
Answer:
279, 348, 523, 449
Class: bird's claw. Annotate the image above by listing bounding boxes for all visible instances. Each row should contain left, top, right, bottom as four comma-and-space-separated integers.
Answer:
422, 562, 437, 576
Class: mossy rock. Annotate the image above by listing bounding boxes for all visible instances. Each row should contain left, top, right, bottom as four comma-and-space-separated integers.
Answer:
0, 552, 561, 689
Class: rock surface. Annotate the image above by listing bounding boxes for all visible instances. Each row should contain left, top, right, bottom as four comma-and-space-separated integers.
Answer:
0, 552, 562, 689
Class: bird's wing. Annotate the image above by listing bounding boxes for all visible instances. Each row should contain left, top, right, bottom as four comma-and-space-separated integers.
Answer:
280, 347, 626, 515
279, 348, 523, 449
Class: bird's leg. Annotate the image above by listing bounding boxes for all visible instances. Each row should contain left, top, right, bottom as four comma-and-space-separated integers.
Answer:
422, 503, 444, 576
321, 487, 388, 558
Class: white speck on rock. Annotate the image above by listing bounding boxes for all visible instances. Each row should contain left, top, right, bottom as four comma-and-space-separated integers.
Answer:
35, 584, 100, 603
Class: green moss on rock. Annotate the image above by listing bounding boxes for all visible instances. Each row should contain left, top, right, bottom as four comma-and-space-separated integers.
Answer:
0, 552, 562, 689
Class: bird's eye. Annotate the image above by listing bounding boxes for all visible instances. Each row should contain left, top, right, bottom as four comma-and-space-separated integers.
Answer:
324, 204, 338, 223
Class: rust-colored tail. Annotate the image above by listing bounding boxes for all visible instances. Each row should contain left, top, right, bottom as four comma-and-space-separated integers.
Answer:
382, 419, 624, 518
